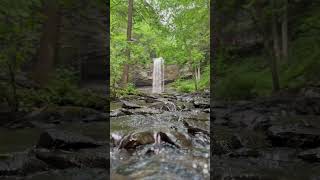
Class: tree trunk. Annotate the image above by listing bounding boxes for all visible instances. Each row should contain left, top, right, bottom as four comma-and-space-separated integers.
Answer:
121, 0, 133, 87
194, 68, 198, 91
281, 0, 288, 63
6, 60, 18, 121
271, 0, 280, 92
32, 0, 60, 86
197, 65, 201, 81
211, 0, 218, 97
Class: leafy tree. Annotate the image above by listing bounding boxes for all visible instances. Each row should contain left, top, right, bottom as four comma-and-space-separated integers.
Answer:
0, 0, 41, 119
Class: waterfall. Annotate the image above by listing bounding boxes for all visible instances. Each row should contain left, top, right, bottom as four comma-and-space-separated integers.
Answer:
152, 57, 164, 93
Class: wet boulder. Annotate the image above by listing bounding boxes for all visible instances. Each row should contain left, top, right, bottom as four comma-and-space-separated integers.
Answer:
122, 107, 161, 115
211, 126, 244, 155
298, 147, 320, 162
193, 98, 210, 109
202, 108, 210, 113
34, 146, 109, 169
21, 168, 109, 180
176, 95, 194, 103
259, 148, 300, 162
148, 101, 166, 110
293, 97, 320, 115
110, 109, 125, 117
37, 129, 102, 150
165, 131, 192, 149
148, 101, 177, 111
154, 132, 179, 148
228, 110, 271, 130
118, 131, 155, 149
121, 100, 141, 109
267, 125, 320, 148
0, 152, 48, 176
228, 148, 260, 158
183, 121, 209, 136
118, 131, 182, 150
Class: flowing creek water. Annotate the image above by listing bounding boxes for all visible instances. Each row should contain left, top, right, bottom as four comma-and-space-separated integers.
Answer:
110, 90, 210, 180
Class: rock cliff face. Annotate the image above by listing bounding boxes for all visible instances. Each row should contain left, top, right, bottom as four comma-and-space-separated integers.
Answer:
131, 64, 192, 87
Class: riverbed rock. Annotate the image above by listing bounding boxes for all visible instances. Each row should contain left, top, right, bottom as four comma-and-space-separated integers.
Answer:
121, 100, 141, 109
122, 107, 161, 115
298, 147, 320, 162
176, 95, 194, 103
37, 129, 102, 150
183, 121, 209, 136
292, 97, 320, 115
110, 92, 320, 179
148, 100, 177, 111
34, 146, 109, 169
24, 106, 106, 125
118, 130, 184, 150
210, 156, 320, 180
0, 152, 48, 176
228, 110, 271, 130
267, 125, 320, 148
22, 168, 108, 180
119, 131, 155, 149
193, 98, 210, 109
228, 148, 260, 158
110, 109, 125, 117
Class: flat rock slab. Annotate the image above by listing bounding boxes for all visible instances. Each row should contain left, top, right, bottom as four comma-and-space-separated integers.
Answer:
298, 147, 320, 162
121, 100, 141, 109
122, 107, 162, 115
37, 129, 102, 150
110, 109, 125, 117
0, 152, 48, 176
34, 146, 109, 169
267, 125, 320, 148
193, 98, 210, 108
5, 168, 109, 180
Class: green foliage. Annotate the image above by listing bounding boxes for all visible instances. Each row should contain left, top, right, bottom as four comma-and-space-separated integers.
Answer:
172, 79, 195, 93
111, 0, 209, 93
18, 68, 106, 111
216, 35, 320, 100
282, 36, 320, 88
172, 65, 210, 93
216, 73, 257, 100
112, 83, 139, 98
214, 1, 320, 100
198, 65, 210, 90
0, 0, 42, 115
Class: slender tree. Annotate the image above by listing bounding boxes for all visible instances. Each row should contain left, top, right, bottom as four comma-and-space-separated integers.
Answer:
271, 0, 280, 91
281, 0, 288, 63
121, 0, 133, 87
32, 0, 60, 86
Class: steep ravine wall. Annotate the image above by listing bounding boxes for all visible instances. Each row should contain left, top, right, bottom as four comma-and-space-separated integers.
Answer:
130, 64, 192, 87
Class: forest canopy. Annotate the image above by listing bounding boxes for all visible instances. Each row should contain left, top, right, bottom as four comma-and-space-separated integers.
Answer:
110, 0, 210, 96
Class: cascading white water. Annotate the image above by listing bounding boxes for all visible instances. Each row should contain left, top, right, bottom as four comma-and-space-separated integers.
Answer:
152, 57, 164, 93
